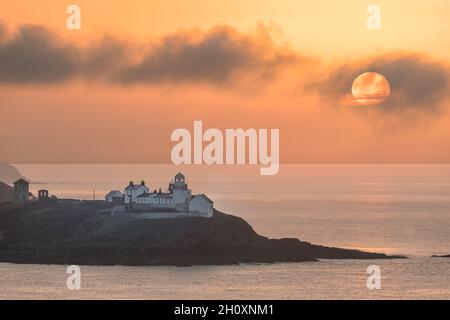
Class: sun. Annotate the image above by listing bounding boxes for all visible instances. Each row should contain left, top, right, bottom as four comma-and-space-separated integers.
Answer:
351, 72, 391, 105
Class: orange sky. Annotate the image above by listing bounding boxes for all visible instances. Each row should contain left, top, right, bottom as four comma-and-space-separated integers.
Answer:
0, 0, 449, 163
2, 0, 450, 58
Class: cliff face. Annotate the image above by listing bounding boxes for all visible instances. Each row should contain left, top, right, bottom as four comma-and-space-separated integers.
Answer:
0, 182, 14, 204
0, 200, 401, 266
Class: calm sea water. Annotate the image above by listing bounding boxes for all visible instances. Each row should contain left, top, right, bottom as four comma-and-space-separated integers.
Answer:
1, 164, 449, 299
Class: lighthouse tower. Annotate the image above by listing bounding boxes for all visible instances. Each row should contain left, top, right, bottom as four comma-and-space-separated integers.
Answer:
170, 172, 191, 211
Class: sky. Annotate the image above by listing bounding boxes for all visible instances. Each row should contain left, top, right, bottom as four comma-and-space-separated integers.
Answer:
0, 0, 449, 163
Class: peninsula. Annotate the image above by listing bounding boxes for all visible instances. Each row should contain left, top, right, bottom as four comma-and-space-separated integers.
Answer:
0, 201, 403, 266
0, 172, 404, 266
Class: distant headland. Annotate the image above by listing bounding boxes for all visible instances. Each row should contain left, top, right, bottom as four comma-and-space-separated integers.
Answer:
0, 163, 25, 203
0, 163, 23, 185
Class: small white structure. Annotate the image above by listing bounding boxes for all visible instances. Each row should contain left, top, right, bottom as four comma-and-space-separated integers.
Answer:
189, 194, 214, 217
105, 172, 213, 218
169, 172, 192, 212
105, 190, 124, 205
14, 178, 29, 204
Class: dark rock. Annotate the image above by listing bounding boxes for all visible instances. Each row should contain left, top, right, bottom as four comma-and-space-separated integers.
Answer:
0, 200, 405, 266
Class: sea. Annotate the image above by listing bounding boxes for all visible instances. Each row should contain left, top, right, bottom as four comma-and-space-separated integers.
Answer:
1, 164, 449, 299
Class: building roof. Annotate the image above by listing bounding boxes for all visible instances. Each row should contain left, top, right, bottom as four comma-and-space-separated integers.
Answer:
154, 193, 173, 199
192, 194, 213, 203
105, 190, 124, 198
137, 192, 154, 198
175, 172, 185, 180
125, 184, 147, 190
14, 178, 29, 185
138, 192, 173, 199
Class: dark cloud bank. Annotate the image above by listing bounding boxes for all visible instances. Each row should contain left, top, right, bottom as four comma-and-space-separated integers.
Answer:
0, 23, 297, 86
0, 22, 448, 114
0, 25, 79, 83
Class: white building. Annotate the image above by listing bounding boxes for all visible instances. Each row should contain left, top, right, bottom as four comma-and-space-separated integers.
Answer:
136, 192, 175, 209
105, 172, 213, 218
124, 180, 149, 204
189, 194, 214, 217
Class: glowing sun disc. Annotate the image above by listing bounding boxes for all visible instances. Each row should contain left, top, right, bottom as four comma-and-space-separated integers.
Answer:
351, 72, 391, 105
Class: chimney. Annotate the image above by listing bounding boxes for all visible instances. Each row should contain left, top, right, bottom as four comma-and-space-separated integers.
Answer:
141, 180, 145, 186
129, 181, 134, 186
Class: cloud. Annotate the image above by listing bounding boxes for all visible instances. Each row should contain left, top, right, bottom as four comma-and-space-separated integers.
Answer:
1, 22, 448, 112
0, 23, 5, 39
116, 26, 298, 85
0, 24, 80, 83
311, 53, 449, 113
0, 23, 298, 86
